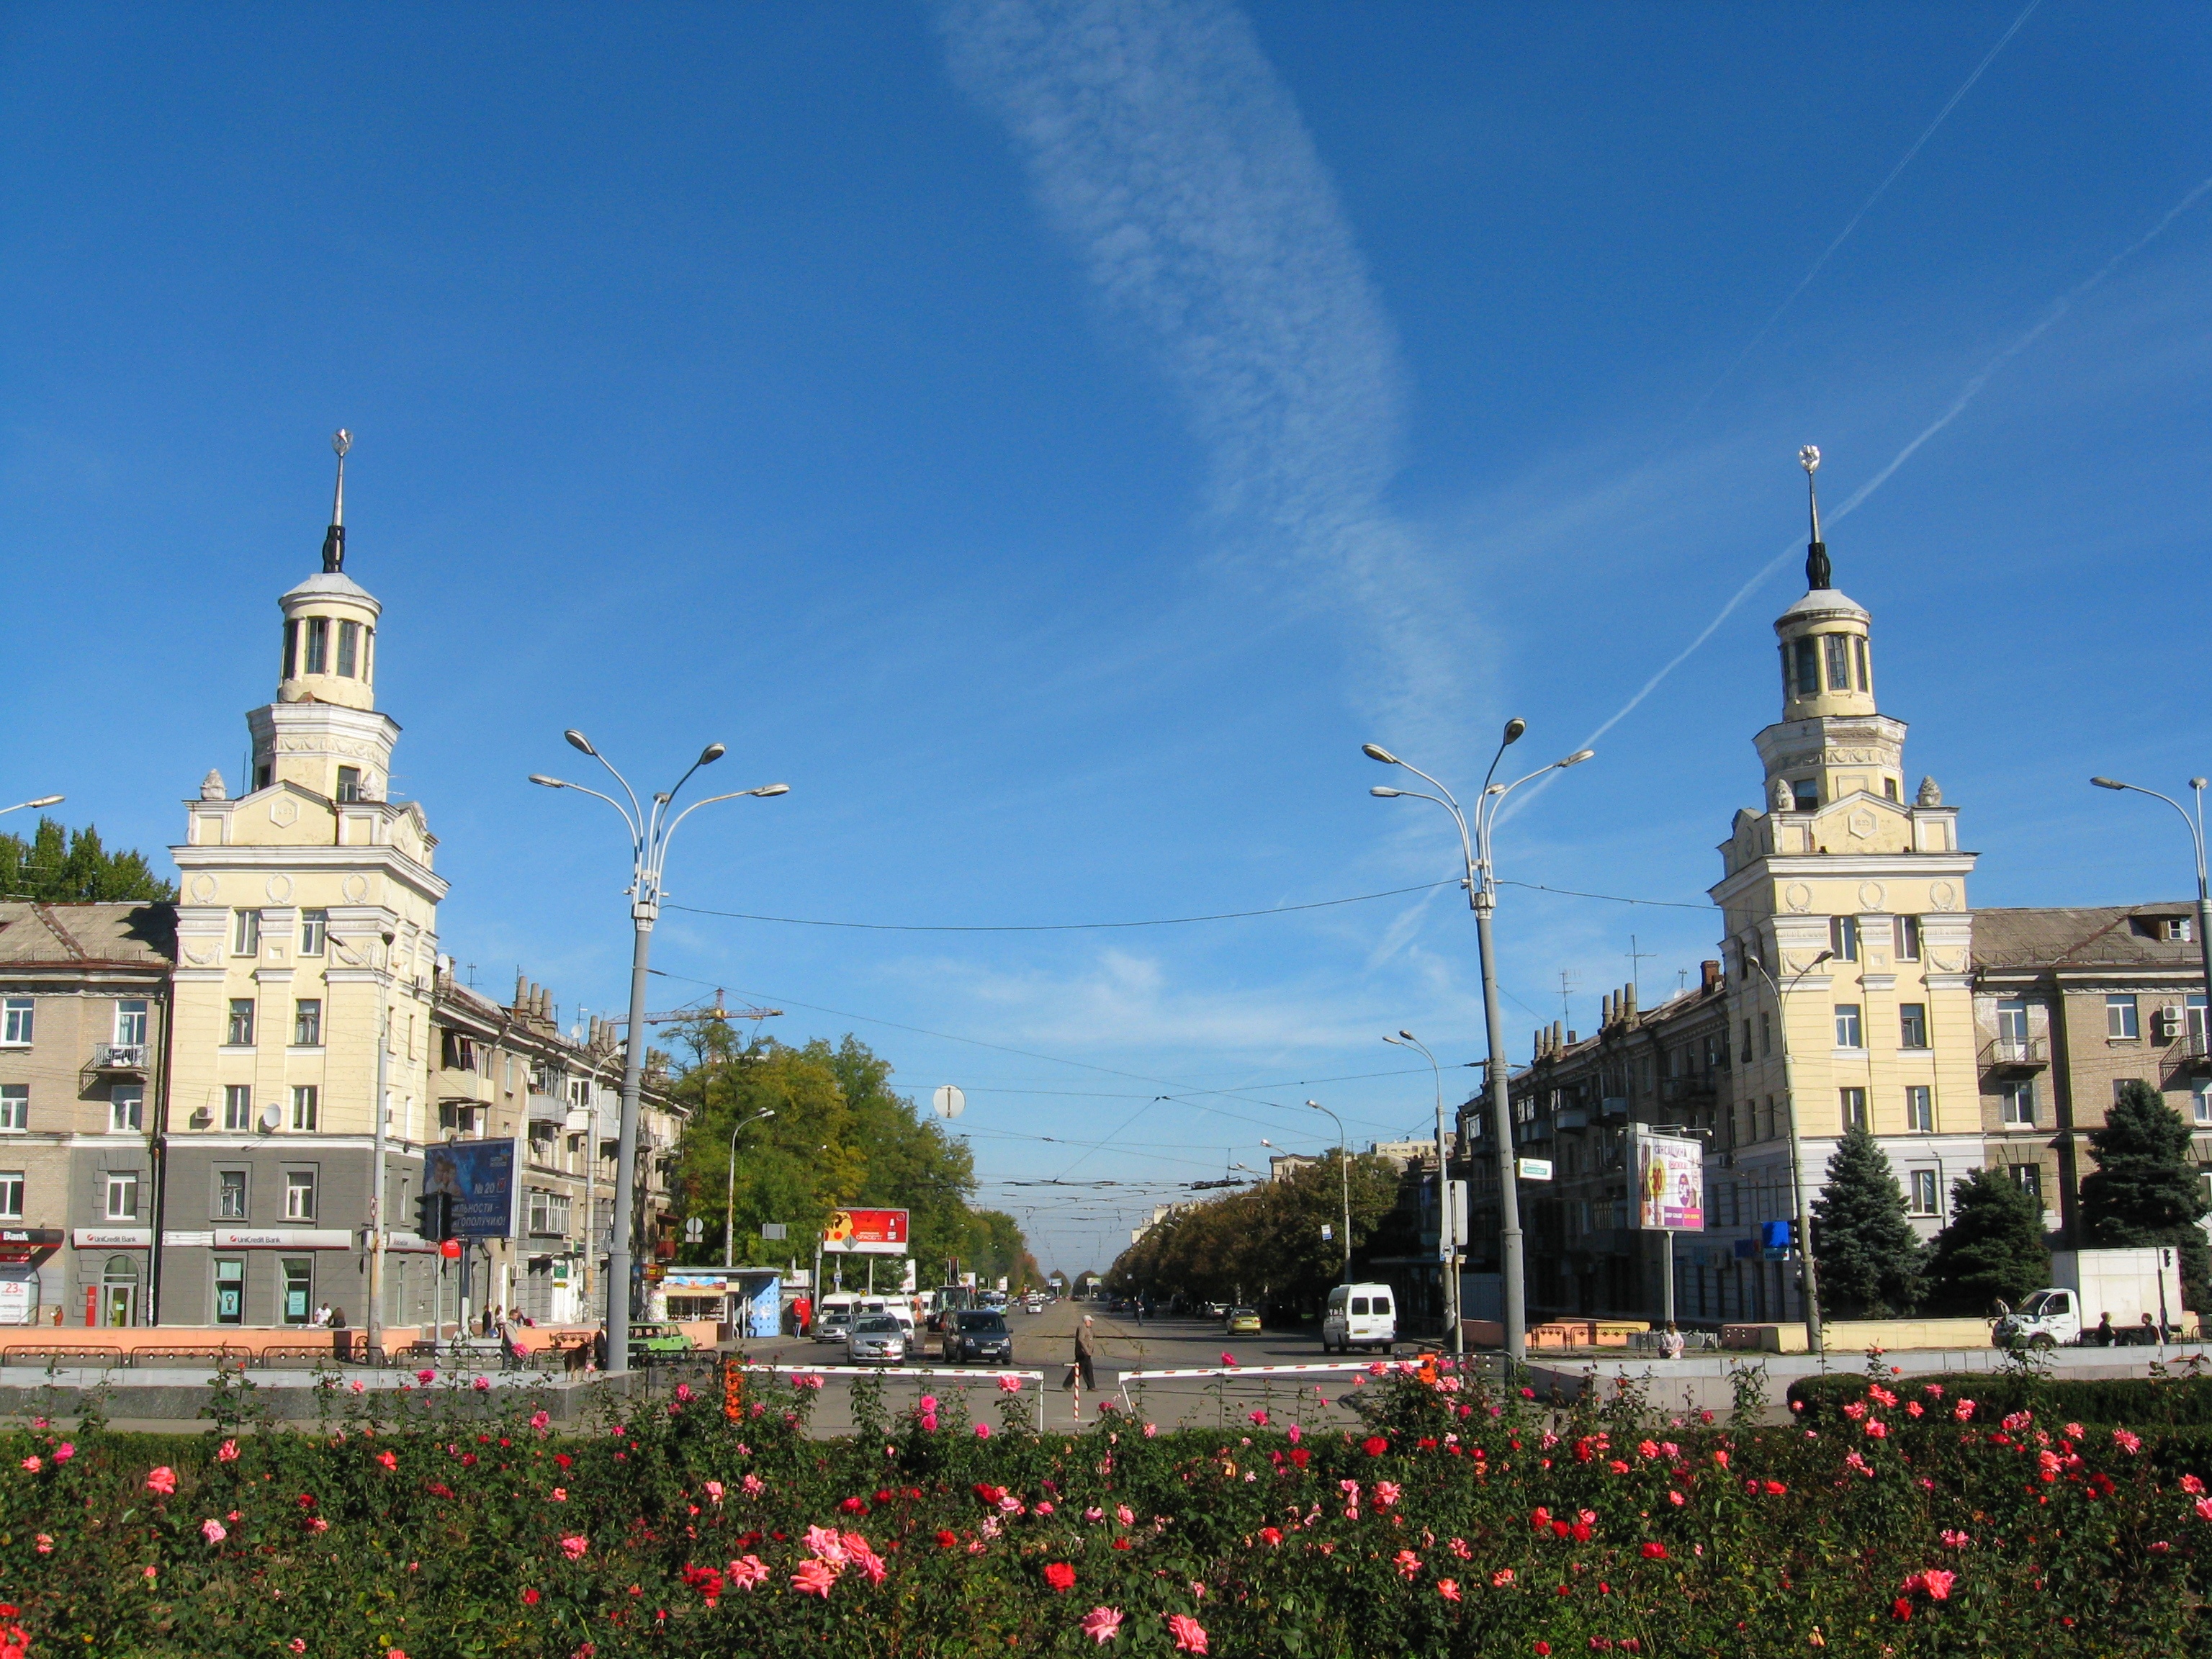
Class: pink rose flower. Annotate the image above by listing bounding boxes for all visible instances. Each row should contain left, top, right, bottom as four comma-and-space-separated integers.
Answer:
217, 1440, 239, 1462
201, 1518, 227, 1545
791, 1557, 838, 1599
726, 1555, 769, 1590
1166, 1612, 1209, 1654
1081, 1606, 1124, 1645
145, 1466, 177, 1495
559, 1535, 588, 1562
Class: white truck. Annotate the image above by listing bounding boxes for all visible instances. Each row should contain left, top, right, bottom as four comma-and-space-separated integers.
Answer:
1996, 1247, 2188, 1348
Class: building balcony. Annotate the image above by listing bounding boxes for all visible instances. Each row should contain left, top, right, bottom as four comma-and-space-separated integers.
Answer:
1599, 1096, 1629, 1119
2168, 1031, 2212, 1074
1979, 1035, 2048, 1074
1658, 1075, 1716, 1105
526, 1091, 570, 1125
1555, 1106, 1591, 1130
87, 1043, 149, 1075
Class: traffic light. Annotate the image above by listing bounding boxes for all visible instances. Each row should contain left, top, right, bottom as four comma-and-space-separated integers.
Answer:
415, 1190, 453, 1243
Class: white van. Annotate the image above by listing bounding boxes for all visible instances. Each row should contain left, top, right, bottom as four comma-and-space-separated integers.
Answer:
1322, 1283, 1397, 1354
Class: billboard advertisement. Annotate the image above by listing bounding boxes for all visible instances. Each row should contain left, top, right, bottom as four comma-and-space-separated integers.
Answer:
1631, 1127, 1704, 1232
821, 1208, 909, 1254
423, 1138, 520, 1239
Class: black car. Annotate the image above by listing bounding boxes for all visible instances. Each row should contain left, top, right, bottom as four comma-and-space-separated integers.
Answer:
942, 1310, 1015, 1364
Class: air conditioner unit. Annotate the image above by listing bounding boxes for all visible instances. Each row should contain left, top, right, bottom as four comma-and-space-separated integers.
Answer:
2157, 1006, 2185, 1039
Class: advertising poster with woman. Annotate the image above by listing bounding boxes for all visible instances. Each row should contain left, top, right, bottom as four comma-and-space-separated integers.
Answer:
1632, 1127, 1704, 1231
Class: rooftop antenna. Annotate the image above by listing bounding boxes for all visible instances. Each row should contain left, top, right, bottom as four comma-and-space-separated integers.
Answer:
322, 428, 351, 573
1799, 444, 1830, 590
1626, 934, 1657, 1005
1557, 968, 1580, 1029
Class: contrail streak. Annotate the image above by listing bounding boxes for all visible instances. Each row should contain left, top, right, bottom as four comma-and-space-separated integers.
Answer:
1681, 0, 2043, 424
1509, 171, 2212, 816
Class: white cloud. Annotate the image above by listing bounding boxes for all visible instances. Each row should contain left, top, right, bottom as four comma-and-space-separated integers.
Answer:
937, 0, 1478, 756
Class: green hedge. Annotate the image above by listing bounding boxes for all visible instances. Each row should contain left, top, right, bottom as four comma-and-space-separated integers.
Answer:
0, 1361, 2205, 1657
1787, 1366, 2212, 1428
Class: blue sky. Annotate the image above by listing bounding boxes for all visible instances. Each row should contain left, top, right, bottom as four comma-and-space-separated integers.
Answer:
4, 2, 2208, 1273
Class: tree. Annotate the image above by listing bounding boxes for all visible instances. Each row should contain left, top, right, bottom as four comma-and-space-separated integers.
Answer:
2080, 1079, 2211, 1313
1921, 1168, 2051, 1315
1811, 1125, 1924, 1318
0, 817, 174, 903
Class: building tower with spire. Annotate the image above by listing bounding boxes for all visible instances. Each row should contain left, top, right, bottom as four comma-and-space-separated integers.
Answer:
1706, 449, 1982, 1326
158, 433, 448, 1331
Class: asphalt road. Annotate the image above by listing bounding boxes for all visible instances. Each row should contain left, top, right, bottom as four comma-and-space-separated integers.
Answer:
736, 1300, 1389, 1434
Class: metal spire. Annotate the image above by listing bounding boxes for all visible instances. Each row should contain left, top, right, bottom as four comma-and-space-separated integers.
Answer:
321, 428, 351, 573
1799, 444, 1830, 590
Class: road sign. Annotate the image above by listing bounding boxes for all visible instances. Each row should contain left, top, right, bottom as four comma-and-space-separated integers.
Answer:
760, 1222, 788, 1241
932, 1084, 965, 1120
684, 1218, 705, 1243
1515, 1158, 1554, 1182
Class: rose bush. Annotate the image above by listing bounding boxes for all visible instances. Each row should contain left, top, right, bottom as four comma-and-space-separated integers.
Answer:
0, 1362, 2203, 1655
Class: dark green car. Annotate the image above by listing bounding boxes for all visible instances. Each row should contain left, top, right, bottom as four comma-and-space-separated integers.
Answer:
629, 1321, 697, 1357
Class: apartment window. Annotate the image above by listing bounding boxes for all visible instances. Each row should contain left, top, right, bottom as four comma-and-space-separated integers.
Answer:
1908, 1169, 1939, 1216
1834, 1004, 1863, 1048
214, 1259, 245, 1326
360, 626, 374, 683
527, 1189, 571, 1238
1761, 1094, 1776, 1141
284, 1170, 316, 1221
2000, 1081, 2036, 1127
1760, 1011, 1773, 1058
1899, 1004, 1928, 1049
1823, 634, 1851, 692
114, 999, 148, 1046
1882, 775, 1899, 801
336, 766, 362, 803
290, 1085, 318, 1132
215, 1169, 248, 1220
2113, 1076, 2146, 1106
1741, 1019, 1753, 1060
0, 1086, 24, 1130
226, 999, 256, 1046
1895, 915, 1922, 961
1, 998, 30, 1046
299, 909, 328, 956
2190, 994, 2208, 1045
1791, 636, 1817, 698
233, 909, 262, 956
109, 1085, 144, 1134
0, 1171, 21, 1220
2161, 916, 2194, 943
336, 619, 359, 677
282, 618, 299, 680
1840, 1087, 1869, 1131
1792, 780, 1819, 812
292, 999, 323, 1047
105, 1171, 139, 1219
2010, 1164, 2044, 1208
1904, 1084, 1934, 1133
303, 617, 329, 675
223, 1084, 251, 1131
2193, 1081, 2212, 1125
1830, 915, 1859, 963
1853, 635, 1871, 692
528, 1124, 557, 1165
2107, 995, 2140, 1040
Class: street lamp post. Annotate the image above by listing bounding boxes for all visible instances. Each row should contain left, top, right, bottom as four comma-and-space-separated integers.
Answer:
2090, 777, 2212, 1040
0, 795, 63, 818
1385, 1030, 1462, 1357
530, 732, 787, 1376
724, 1109, 777, 1269
1744, 949, 1833, 1355
1364, 724, 1593, 1362
1303, 1102, 1353, 1284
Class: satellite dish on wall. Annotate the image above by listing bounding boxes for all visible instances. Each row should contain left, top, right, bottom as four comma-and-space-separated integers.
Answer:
258, 1103, 282, 1132
931, 1084, 965, 1120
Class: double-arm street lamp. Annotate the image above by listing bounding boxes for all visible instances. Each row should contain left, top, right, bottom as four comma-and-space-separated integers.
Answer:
1384, 1030, 1462, 1356
1742, 948, 1833, 1355
724, 1108, 778, 1269
531, 732, 787, 1376
2090, 776, 2212, 1036
1364, 721, 1593, 1362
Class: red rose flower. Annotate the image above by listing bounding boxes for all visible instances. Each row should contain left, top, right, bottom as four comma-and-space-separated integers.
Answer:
1892, 1599, 1912, 1622
1362, 1437, 1389, 1457
522, 1588, 540, 1606
935, 1530, 958, 1550
1640, 1542, 1668, 1560
1043, 1563, 1076, 1593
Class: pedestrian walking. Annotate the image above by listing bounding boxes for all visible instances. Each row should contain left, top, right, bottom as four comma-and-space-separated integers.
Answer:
1074, 1315, 1097, 1391
1658, 1321, 1684, 1359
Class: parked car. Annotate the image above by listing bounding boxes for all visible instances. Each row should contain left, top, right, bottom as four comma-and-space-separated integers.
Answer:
847, 1313, 908, 1364
814, 1303, 855, 1345
1223, 1306, 1262, 1336
628, 1321, 697, 1357
1321, 1283, 1396, 1354
942, 1309, 1015, 1364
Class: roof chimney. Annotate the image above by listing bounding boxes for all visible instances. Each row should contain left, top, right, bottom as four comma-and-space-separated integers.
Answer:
1700, 959, 1722, 992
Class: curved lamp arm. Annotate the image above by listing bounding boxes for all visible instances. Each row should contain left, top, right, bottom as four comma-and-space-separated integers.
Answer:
529, 775, 643, 848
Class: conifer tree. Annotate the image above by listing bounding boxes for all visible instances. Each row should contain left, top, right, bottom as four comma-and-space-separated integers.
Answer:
1921, 1167, 2050, 1314
0, 817, 174, 903
2081, 1079, 2211, 1312
1811, 1124, 1925, 1318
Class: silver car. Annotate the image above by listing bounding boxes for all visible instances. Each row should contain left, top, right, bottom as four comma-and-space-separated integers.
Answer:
846, 1313, 907, 1364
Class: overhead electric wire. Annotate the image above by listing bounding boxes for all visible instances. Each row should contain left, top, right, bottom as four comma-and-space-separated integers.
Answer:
666, 879, 1457, 933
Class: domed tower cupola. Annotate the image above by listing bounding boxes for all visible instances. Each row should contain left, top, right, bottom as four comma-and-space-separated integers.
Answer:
1773, 446, 1875, 721
276, 428, 382, 715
